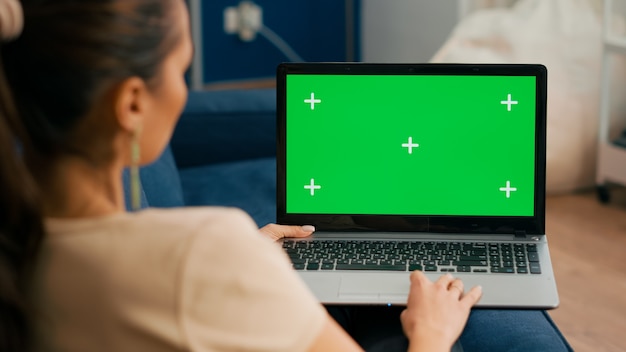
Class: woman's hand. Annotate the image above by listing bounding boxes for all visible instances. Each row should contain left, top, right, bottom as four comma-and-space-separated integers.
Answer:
259, 223, 315, 241
401, 271, 482, 352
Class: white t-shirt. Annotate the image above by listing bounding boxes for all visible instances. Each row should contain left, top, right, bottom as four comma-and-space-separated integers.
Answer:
31, 207, 326, 351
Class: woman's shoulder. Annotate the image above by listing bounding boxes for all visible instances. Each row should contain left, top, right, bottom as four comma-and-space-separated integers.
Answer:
132, 206, 267, 253
134, 206, 255, 229
141, 206, 257, 235
45, 206, 260, 252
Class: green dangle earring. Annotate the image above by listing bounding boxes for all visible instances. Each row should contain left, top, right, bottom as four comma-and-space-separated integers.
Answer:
130, 127, 142, 211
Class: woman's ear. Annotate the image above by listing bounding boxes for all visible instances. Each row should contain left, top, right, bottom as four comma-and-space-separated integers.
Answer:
113, 77, 149, 133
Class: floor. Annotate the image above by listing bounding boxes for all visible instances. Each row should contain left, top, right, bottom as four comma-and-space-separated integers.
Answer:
546, 186, 626, 352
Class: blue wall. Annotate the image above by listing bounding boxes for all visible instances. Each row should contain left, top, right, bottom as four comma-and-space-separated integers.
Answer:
199, 0, 360, 84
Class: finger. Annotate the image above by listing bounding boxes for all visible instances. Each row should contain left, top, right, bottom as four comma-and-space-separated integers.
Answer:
258, 225, 281, 241
300, 225, 315, 233
460, 285, 483, 308
448, 278, 464, 291
261, 224, 315, 239
287, 225, 315, 237
399, 309, 411, 337
407, 271, 429, 306
448, 279, 464, 298
409, 269, 429, 286
435, 273, 455, 288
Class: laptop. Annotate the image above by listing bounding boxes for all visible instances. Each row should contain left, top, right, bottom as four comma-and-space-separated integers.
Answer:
276, 63, 559, 309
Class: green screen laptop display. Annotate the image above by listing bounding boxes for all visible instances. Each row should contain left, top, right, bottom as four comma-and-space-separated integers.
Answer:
284, 73, 537, 217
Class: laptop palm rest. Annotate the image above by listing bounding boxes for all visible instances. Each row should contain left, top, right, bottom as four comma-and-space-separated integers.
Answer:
339, 274, 409, 301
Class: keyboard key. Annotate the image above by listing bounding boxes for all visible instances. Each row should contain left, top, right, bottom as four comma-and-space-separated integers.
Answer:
306, 263, 320, 270
491, 267, 515, 273
287, 253, 301, 260
459, 255, 488, 261
517, 267, 528, 274
408, 264, 423, 271
321, 263, 334, 270
456, 265, 472, 272
527, 252, 539, 262
530, 262, 542, 274
453, 260, 488, 266
424, 265, 438, 271
335, 264, 406, 271
293, 263, 305, 270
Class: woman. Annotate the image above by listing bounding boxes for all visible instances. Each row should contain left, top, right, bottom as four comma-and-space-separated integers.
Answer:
0, 0, 481, 351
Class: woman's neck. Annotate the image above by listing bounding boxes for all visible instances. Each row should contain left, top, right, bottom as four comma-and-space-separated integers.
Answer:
38, 157, 126, 218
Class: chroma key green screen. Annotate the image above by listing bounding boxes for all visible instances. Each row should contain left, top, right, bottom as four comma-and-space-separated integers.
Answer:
286, 74, 536, 216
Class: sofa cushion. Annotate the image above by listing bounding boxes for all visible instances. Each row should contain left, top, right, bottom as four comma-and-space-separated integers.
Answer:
460, 310, 572, 351
170, 89, 277, 168
123, 145, 185, 210
178, 157, 276, 227
140, 145, 185, 207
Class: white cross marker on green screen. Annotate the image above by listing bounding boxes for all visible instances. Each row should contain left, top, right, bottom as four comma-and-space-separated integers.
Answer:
499, 180, 518, 198
304, 92, 321, 110
402, 137, 420, 154
501, 94, 518, 111
304, 178, 321, 196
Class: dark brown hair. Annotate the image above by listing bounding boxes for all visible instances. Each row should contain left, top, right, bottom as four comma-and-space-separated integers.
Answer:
0, 0, 180, 349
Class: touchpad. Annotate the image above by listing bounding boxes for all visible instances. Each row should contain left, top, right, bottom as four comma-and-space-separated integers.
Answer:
339, 274, 410, 295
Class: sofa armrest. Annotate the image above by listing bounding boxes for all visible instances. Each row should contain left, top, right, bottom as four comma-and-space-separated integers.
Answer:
170, 88, 277, 169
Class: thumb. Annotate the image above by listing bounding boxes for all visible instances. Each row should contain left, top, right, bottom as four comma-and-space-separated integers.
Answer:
259, 223, 315, 241
282, 225, 316, 238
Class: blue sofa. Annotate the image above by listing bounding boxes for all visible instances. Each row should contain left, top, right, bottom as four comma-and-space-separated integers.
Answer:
127, 88, 572, 352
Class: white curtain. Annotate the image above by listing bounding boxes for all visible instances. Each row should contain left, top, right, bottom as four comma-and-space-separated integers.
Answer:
459, 0, 602, 20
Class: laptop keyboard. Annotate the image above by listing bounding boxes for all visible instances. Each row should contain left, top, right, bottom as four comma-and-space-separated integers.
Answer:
282, 240, 541, 274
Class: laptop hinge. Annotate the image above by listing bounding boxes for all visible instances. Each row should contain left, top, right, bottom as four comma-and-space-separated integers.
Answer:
514, 230, 527, 239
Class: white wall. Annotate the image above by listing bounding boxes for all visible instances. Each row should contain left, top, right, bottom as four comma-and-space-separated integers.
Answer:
361, 0, 459, 63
